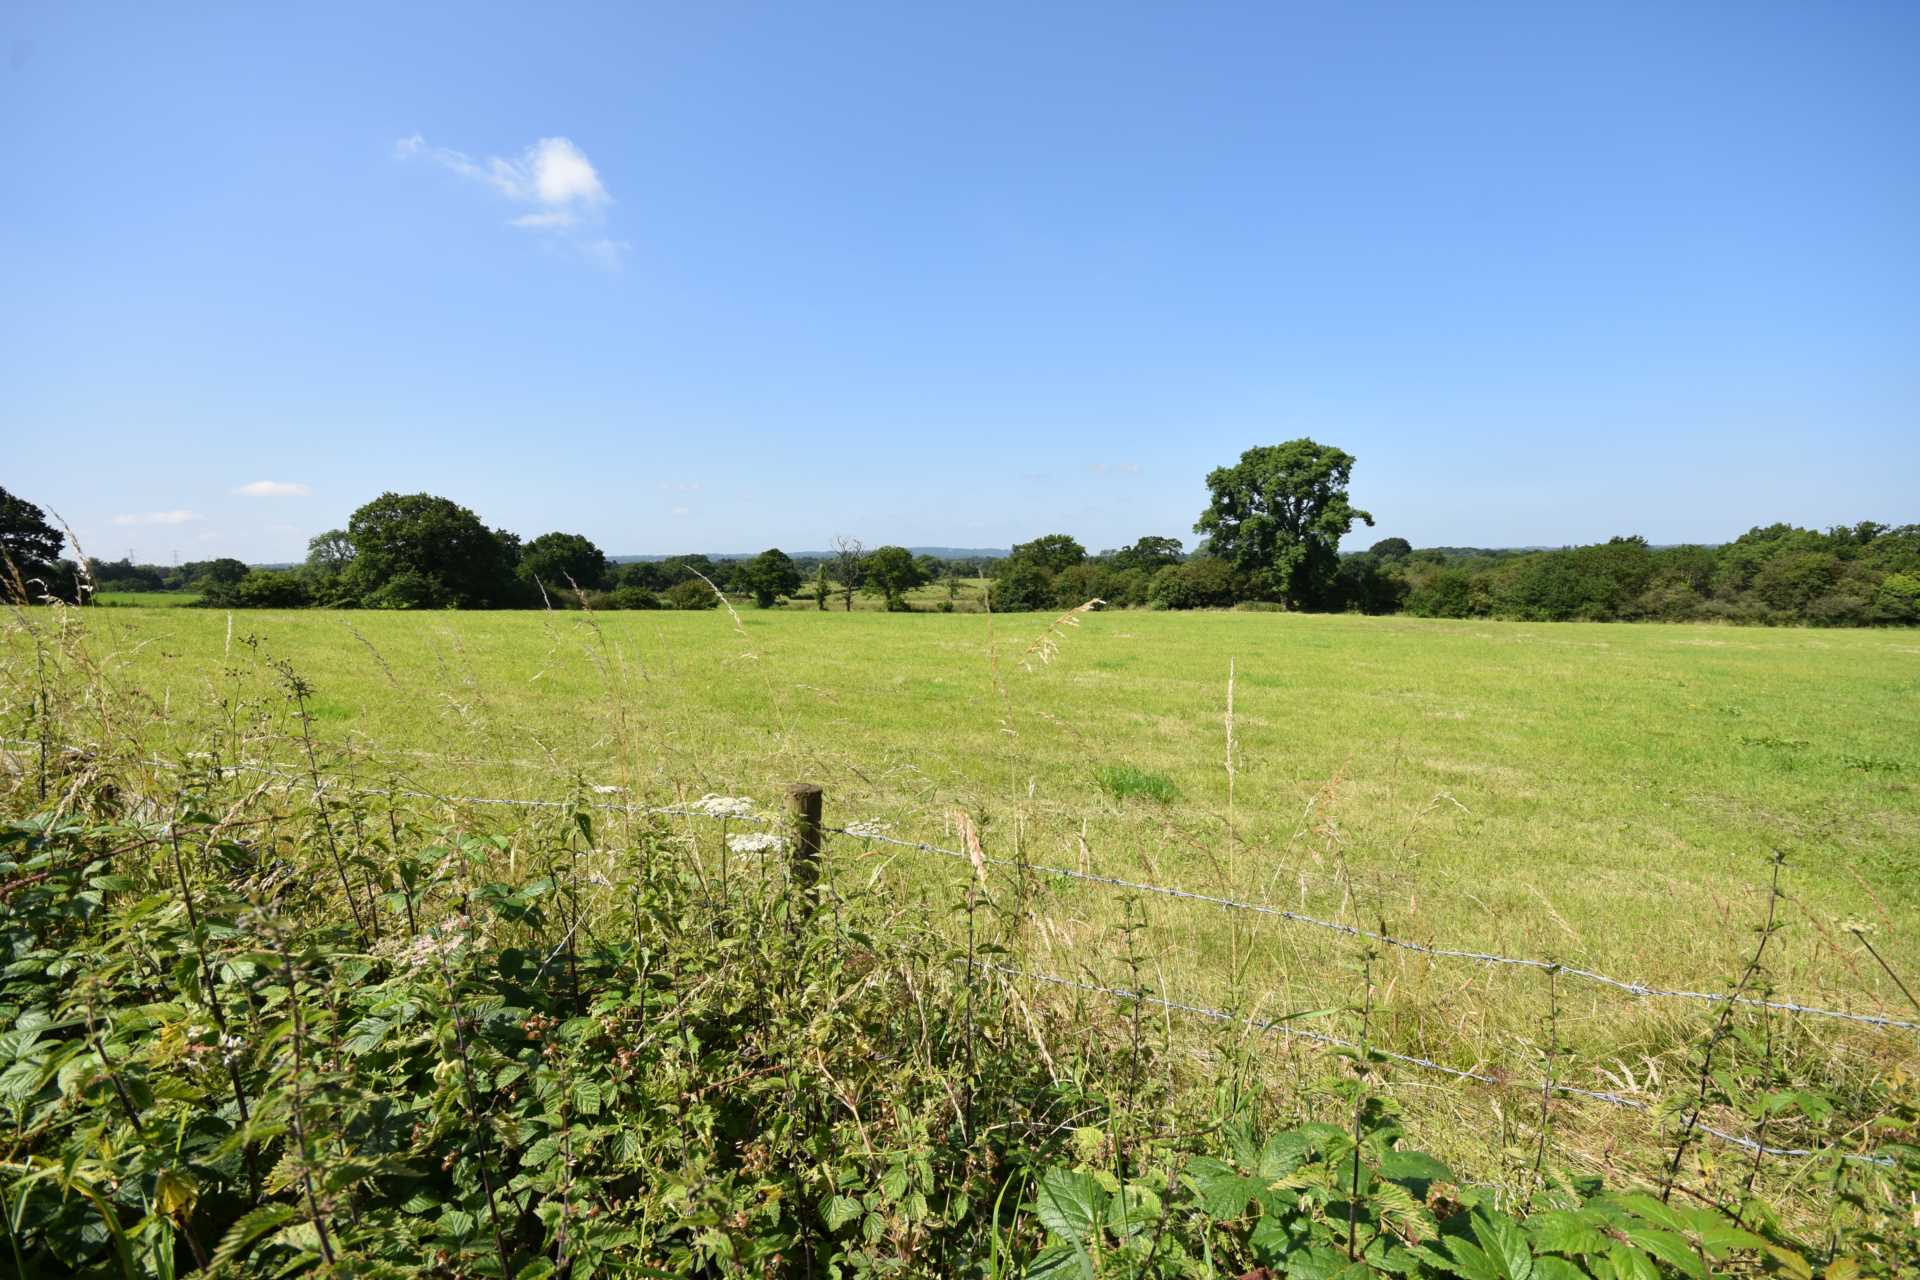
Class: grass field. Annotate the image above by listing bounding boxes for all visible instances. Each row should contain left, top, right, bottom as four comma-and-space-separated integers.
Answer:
90, 589, 203, 607
12, 603, 1919, 1181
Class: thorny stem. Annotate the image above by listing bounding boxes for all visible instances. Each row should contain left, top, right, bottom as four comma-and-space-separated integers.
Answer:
1663, 851, 1785, 1204
435, 951, 513, 1276
1349, 948, 1374, 1261
280, 943, 338, 1266
1532, 963, 1560, 1202
167, 822, 260, 1199
280, 664, 369, 944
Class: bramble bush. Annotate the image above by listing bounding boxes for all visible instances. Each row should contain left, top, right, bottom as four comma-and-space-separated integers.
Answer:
4, 769, 1916, 1276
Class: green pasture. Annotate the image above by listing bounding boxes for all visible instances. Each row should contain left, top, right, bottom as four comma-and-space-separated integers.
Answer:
91, 589, 202, 607
18, 604, 1920, 1169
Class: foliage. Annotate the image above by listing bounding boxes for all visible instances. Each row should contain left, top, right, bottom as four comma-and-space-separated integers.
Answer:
861, 546, 927, 610
741, 548, 803, 609
603, 585, 661, 610
344, 492, 521, 609
521, 531, 611, 596
0, 485, 70, 601
662, 578, 720, 609
1146, 557, 1238, 610
989, 558, 1058, 612
1196, 439, 1375, 608
2, 789, 1912, 1276
202, 570, 313, 609
1010, 534, 1088, 576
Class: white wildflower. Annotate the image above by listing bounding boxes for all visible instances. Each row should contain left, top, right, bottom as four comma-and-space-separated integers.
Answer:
842, 820, 893, 839
692, 794, 755, 819
397, 915, 471, 971
726, 832, 787, 856
591, 784, 624, 796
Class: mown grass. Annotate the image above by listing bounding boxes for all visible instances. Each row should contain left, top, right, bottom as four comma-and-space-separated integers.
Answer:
12, 604, 1918, 1185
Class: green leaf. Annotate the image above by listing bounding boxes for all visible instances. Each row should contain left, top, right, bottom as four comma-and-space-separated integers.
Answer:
1032, 1168, 1108, 1245
1623, 1227, 1705, 1280
1527, 1210, 1611, 1257
1378, 1149, 1453, 1188
571, 1079, 602, 1116
1442, 1236, 1505, 1280
1025, 1243, 1093, 1280
1606, 1243, 1660, 1280
822, 1195, 862, 1232
1470, 1212, 1533, 1280
1529, 1259, 1585, 1280
213, 1205, 298, 1267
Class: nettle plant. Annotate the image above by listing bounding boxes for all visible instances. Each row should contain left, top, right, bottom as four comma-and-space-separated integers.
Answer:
0, 772, 1915, 1277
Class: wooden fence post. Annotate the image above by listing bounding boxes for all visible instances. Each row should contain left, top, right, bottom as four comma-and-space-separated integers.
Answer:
786, 782, 823, 905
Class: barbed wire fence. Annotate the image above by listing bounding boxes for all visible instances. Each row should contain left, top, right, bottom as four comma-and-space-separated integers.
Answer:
4, 735, 1910, 1169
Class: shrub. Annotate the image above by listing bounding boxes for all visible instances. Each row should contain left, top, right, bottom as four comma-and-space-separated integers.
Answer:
662, 578, 720, 609
202, 569, 312, 609
605, 585, 661, 610
1146, 557, 1237, 609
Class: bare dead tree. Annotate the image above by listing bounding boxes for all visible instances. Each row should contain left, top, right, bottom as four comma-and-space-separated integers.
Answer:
831, 535, 864, 612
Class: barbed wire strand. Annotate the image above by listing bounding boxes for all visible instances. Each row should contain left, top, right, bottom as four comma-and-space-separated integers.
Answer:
981, 961, 1893, 1167
6, 738, 1911, 1033
826, 824, 1917, 1032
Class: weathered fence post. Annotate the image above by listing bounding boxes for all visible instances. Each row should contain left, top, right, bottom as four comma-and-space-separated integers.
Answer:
786, 782, 823, 906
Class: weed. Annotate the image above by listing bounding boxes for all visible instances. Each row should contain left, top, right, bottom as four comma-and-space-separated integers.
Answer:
1094, 763, 1180, 804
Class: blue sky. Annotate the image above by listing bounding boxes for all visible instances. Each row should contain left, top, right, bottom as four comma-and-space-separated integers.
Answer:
4, 2, 1915, 563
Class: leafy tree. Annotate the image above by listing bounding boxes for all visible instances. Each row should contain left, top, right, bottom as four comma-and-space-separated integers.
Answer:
344, 492, 519, 608
1195, 440, 1373, 608
1404, 567, 1476, 618
1368, 537, 1412, 561
203, 569, 312, 609
987, 558, 1056, 611
521, 531, 610, 596
831, 535, 865, 611
861, 545, 927, 610
1009, 533, 1086, 575
306, 529, 356, 579
0, 488, 82, 603
195, 558, 251, 589
1108, 536, 1183, 573
741, 548, 802, 608
1146, 557, 1238, 609
0, 486, 66, 593
814, 563, 830, 610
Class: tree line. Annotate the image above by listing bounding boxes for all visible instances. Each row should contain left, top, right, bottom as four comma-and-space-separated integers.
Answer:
5, 447, 1915, 625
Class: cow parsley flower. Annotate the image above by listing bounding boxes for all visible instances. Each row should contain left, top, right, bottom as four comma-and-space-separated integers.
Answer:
692, 794, 755, 819
727, 832, 786, 856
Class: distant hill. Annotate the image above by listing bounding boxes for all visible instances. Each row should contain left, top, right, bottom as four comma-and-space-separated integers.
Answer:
610, 547, 1008, 563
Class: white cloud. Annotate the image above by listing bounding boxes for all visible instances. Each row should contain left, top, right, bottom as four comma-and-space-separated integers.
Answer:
398, 133, 625, 267
113, 509, 202, 526
234, 480, 312, 497
658, 480, 703, 494
400, 134, 609, 212
671, 505, 691, 517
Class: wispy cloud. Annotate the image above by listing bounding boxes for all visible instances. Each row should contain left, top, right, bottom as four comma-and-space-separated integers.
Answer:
658, 480, 703, 494
113, 509, 202, 526
234, 480, 312, 497
397, 133, 625, 268
670, 505, 691, 517
1089, 462, 1142, 477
